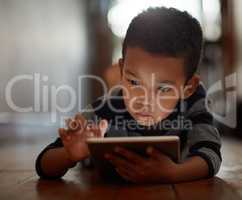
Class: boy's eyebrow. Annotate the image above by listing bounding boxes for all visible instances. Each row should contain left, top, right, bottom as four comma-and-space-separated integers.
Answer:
124, 69, 176, 85
124, 69, 138, 78
158, 80, 176, 85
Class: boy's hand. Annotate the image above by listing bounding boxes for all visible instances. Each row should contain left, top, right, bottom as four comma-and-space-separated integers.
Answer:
59, 114, 108, 163
105, 146, 177, 183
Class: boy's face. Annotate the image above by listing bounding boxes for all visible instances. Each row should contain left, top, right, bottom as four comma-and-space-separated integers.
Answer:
119, 47, 198, 126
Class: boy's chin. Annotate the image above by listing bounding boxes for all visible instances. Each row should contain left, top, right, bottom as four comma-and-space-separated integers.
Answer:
134, 117, 158, 127
133, 114, 167, 127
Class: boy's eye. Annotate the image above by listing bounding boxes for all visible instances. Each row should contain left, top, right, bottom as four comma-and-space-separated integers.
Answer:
127, 78, 140, 86
158, 86, 172, 93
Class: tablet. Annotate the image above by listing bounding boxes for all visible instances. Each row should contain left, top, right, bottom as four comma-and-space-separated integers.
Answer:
86, 136, 180, 180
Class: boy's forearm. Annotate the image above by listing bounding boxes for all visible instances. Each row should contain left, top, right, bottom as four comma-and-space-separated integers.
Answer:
40, 147, 77, 178
171, 156, 209, 183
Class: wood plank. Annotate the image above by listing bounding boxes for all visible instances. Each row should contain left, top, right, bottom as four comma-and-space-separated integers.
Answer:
0, 167, 175, 200
0, 125, 242, 200
0, 170, 36, 200
1, 169, 118, 200
116, 184, 175, 200
173, 177, 242, 200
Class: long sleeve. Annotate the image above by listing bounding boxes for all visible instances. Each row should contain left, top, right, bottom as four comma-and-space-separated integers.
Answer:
181, 96, 222, 177
35, 103, 97, 179
184, 123, 222, 177
35, 137, 64, 179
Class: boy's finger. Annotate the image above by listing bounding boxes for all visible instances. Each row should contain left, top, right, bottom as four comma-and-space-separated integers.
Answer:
66, 119, 82, 132
65, 118, 71, 128
146, 146, 162, 160
86, 119, 108, 138
87, 123, 101, 137
114, 146, 144, 164
58, 128, 71, 141
75, 112, 85, 120
64, 113, 87, 133
85, 131, 94, 137
98, 119, 108, 137
59, 128, 66, 137
65, 118, 75, 130
105, 153, 136, 171
75, 113, 87, 128
84, 120, 108, 138
115, 167, 136, 182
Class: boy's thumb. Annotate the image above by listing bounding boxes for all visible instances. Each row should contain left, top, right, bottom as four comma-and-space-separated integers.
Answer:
98, 119, 109, 137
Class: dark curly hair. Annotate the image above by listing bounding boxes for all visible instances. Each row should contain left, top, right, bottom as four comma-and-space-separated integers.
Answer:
122, 7, 203, 80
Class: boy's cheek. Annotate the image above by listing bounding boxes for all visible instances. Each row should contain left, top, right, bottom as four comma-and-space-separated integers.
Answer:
156, 98, 178, 110
156, 99, 179, 112
154, 111, 172, 123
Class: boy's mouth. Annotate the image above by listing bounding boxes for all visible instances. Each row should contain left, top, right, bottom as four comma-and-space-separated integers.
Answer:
134, 112, 152, 118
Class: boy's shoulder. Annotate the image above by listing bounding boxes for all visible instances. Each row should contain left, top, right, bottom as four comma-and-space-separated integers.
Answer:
183, 82, 213, 125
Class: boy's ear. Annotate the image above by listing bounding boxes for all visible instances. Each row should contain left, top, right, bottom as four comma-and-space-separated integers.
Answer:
183, 74, 200, 99
118, 58, 124, 77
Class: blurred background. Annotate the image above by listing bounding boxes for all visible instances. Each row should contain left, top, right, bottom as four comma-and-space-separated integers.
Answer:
0, 2, 242, 198
0, 0, 241, 135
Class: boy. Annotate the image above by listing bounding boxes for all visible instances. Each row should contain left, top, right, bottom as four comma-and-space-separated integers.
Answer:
35, 7, 221, 183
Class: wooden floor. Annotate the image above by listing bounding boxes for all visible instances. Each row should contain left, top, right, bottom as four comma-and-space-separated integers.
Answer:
0, 124, 242, 200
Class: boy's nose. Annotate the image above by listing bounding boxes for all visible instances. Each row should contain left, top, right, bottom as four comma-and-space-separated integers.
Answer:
137, 93, 155, 109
